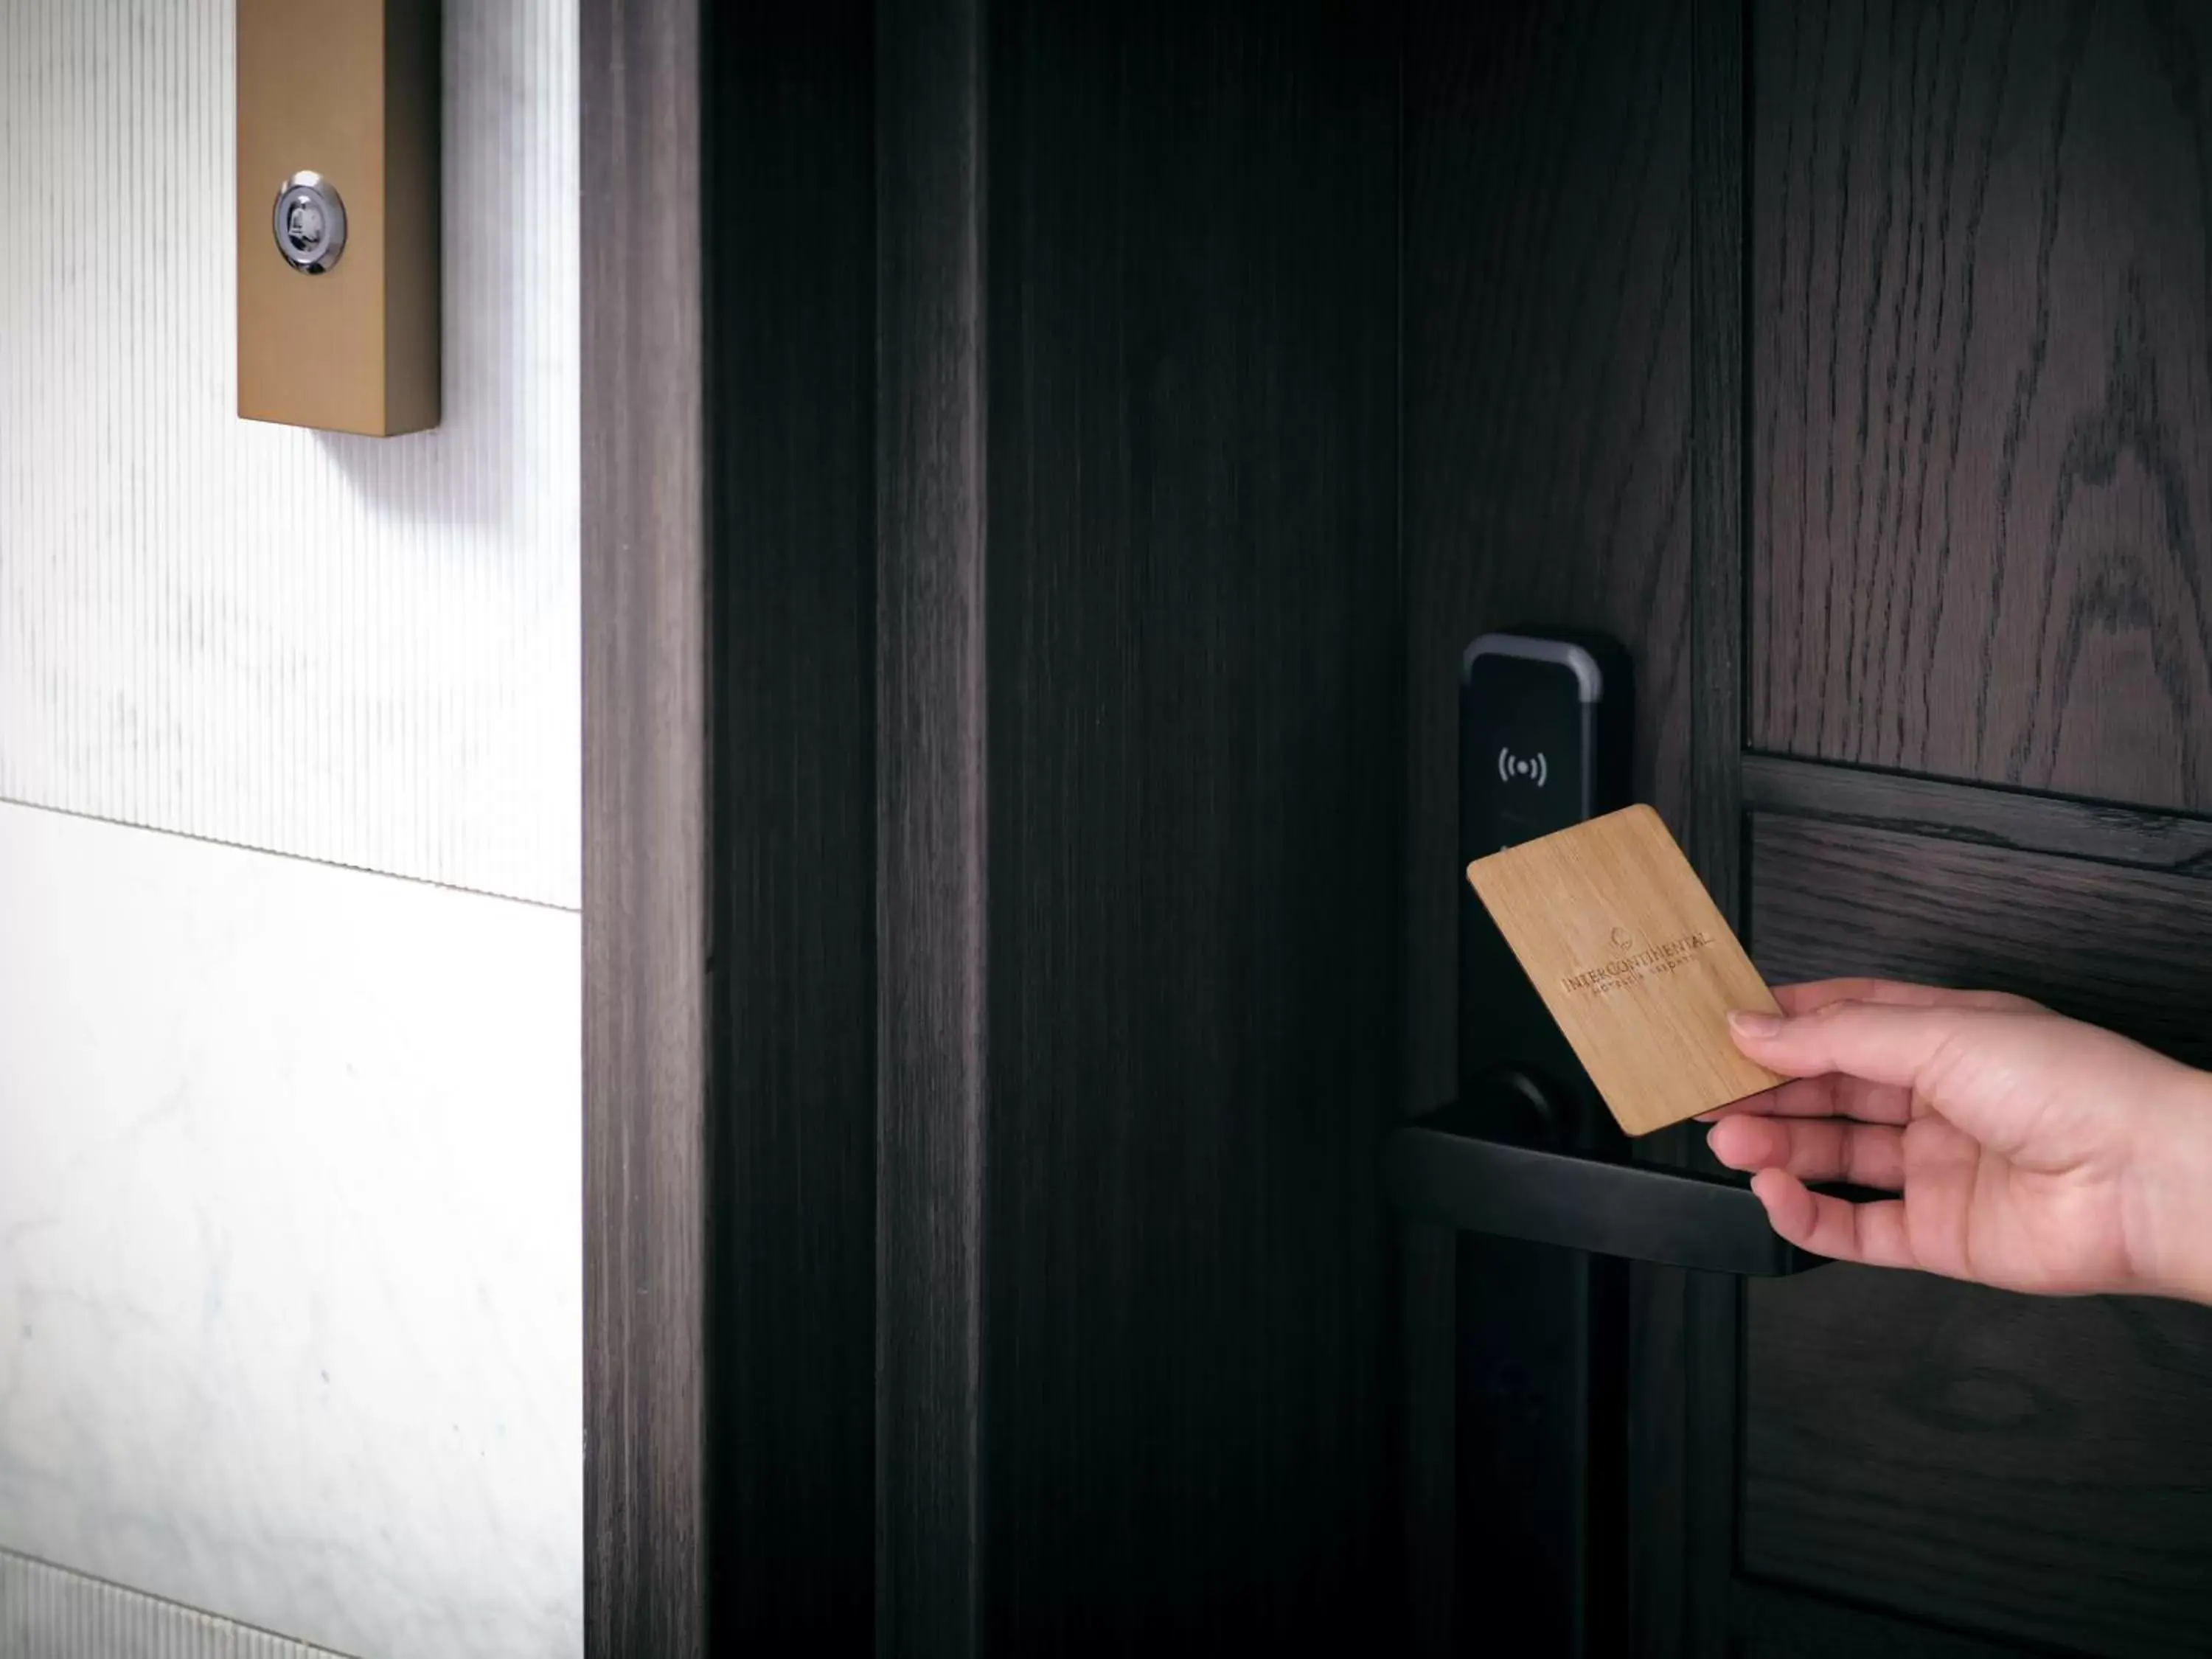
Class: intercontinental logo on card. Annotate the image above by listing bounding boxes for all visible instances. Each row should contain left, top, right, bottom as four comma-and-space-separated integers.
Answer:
1559, 925, 1717, 996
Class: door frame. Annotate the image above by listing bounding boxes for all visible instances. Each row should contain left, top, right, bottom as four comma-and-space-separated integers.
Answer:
583, 0, 881, 1651
581, 0, 712, 1650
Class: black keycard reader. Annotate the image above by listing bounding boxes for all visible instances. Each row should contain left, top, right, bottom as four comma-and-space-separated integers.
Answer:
1458, 630, 1632, 1147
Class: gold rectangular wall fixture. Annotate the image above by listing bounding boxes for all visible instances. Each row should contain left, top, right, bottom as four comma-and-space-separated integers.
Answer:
237, 0, 440, 437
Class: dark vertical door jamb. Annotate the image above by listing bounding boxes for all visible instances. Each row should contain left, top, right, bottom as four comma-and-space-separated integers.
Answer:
582, 0, 711, 1653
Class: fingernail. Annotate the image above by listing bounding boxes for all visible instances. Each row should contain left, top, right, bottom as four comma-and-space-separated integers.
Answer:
1728, 1009, 1782, 1037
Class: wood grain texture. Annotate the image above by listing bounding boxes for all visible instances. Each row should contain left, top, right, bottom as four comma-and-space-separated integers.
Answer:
1731, 1576, 2076, 1659
1682, 5, 1750, 1650
1403, 3, 1699, 1650
703, 1, 875, 1648
1748, 813, 2212, 1069
1688, 0, 1747, 921
582, 0, 707, 1653
1745, 1266, 2212, 1658
1744, 812, 2212, 1655
1744, 751, 2212, 879
1751, 0, 2212, 815
1467, 805, 1781, 1136
875, 0, 986, 1650
1405, 0, 1696, 1116
978, 0, 1398, 1648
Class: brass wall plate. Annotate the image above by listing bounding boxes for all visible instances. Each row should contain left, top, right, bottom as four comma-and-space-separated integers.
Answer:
1466, 804, 1784, 1136
237, 0, 440, 437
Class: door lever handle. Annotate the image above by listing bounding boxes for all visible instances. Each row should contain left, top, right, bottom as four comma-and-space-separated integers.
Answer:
1382, 1099, 1827, 1276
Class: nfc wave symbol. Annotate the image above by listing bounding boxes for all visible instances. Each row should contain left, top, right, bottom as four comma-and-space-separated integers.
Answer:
1497, 747, 1548, 787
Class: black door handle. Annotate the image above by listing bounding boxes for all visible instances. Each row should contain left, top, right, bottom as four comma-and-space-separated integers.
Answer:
1382, 1097, 1826, 1276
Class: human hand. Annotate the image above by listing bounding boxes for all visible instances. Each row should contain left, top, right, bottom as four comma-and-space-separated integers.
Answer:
1706, 978, 2212, 1302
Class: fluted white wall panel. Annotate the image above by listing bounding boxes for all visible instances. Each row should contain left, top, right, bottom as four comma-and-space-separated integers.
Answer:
1, 1549, 347, 1659
0, 0, 580, 908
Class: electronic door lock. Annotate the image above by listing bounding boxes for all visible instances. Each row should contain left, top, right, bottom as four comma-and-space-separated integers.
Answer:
1394, 625, 1829, 1275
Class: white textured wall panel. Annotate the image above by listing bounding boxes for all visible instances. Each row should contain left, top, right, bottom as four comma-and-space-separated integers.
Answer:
0, 0, 580, 908
0, 802, 582, 1659
1, 1550, 347, 1659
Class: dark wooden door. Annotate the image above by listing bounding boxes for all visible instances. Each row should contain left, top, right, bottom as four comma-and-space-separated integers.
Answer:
1736, 3, 2212, 1652
594, 0, 2212, 1652
1408, 1, 2212, 1654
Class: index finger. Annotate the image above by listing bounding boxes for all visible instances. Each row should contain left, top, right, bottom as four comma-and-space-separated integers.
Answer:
1697, 1068, 1913, 1125
1699, 1073, 1837, 1122
1708, 979, 2009, 1123
1700, 984, 2029, 1124
1773, 977, 2041, 1016
1731, 998, 2002, 1100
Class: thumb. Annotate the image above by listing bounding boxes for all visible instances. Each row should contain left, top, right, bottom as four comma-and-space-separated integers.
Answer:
1728, 999, 1969, 1093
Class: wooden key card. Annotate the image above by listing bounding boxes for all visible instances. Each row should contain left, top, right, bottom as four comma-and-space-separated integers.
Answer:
1465, 804, 1784, 1136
